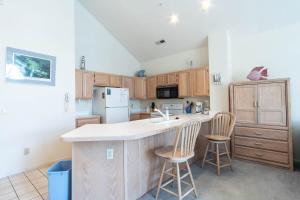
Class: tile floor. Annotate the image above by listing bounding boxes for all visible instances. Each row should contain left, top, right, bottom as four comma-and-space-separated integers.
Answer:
0, 165, 50, 200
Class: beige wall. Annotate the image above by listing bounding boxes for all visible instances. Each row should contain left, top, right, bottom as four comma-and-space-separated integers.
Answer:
141, 47, 209, 76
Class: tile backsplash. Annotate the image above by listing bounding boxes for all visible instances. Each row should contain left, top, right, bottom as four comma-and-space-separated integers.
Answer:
75, 97, 210, 116
75, 99, 92, 116
139, 97, 210, 113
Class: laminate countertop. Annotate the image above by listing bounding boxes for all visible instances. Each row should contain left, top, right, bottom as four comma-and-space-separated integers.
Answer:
61, 113, 213, 142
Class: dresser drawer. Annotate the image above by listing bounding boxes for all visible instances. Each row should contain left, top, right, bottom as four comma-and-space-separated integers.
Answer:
235, 127, 288, 141
235, 146, 288, 164
76, 117, 100, 128
235, 136, 288, 152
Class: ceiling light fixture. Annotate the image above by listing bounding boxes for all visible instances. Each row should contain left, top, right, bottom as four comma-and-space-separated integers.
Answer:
169, 14, 179, 24
201, 0, 211, 11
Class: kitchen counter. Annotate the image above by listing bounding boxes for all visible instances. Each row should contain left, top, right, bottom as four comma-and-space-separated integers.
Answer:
62, 114, 212, 142
62, 113, 213, 200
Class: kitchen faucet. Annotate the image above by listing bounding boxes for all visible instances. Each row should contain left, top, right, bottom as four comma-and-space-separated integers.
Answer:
154, 108, 170, 120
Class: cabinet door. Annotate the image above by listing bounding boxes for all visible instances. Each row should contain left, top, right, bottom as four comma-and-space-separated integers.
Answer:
257, 83, 286, 126
110, 75, 122, 87
130, 114, 140, 121
134, 77, 147, 99
178, 71, 190, 97
157, 74, 168, 86
168, 72, 179, 85
75, 70, 83, 99
122, 77, 134, 99
193, 67, 210, 96
94, 72, 110, 86
147, 76, 157, 99
233, 85, 257, 124
82, 71, 94, 99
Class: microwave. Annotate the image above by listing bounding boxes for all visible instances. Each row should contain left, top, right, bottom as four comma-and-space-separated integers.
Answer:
156, 85, 178, 99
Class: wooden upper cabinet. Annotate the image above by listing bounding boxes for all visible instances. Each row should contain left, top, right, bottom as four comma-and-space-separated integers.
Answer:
157, 74, 168, 86
168, 72, 179, 85
94, 72, 110, 86
233, 84, 258, 124
134, 77, 147, 99
257, 83, 286, 126
122, 77, 134, 99
192, 67, 210, 96
110, 75, 122, 88
82, 71, 94, 99
147, 76, 157, 99
178, 71, 190, 97
75, 70, 94, 99
75, 70, 83, 99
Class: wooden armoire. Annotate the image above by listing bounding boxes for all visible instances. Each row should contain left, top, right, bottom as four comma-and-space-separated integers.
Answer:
229, 79, 293, 170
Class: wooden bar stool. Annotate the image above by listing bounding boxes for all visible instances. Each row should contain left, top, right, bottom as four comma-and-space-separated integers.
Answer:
155, 120, 202, 200
202, 112, 236, 176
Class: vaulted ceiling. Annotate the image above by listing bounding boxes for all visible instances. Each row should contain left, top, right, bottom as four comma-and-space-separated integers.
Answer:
79, 0, 300, 62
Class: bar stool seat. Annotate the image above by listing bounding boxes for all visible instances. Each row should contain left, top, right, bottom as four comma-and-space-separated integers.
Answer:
205, 135, 230, 141
155, 146, 195, 162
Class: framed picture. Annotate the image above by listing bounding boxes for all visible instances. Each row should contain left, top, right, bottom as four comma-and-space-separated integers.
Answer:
5, 47, 56, 86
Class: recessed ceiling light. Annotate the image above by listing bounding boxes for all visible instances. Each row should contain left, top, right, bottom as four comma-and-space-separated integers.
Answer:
201, 0, 211, 11
169, 14, 179, 24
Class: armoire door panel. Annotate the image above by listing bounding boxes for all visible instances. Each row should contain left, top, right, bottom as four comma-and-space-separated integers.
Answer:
257, 83, 286, 126
233, 85, 257, 124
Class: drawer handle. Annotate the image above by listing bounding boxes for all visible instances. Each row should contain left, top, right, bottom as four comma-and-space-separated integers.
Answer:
255, 143, 263, 146
255, 153, 263, 157
255, 132, 263, 135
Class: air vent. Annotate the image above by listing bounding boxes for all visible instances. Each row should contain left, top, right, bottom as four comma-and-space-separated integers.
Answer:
155, 39, 166, 45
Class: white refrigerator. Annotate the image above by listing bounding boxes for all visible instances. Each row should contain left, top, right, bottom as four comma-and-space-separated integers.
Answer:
92, 87, 129, 124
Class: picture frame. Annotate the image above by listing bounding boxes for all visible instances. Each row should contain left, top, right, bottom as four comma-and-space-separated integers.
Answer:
5, 47, 56, 86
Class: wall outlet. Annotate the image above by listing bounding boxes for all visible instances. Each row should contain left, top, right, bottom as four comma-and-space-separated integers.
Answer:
106, 148, 114, 160
24, 148, 30, 156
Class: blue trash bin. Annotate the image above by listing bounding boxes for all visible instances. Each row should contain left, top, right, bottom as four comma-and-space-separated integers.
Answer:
48, 160, 72, 200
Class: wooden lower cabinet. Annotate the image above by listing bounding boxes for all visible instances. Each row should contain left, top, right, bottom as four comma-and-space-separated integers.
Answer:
232, 126, 292, 169
130, 113, 151, 121
76, 117, 101, 128
231, 79, 293, 170
235, 146, 289, 165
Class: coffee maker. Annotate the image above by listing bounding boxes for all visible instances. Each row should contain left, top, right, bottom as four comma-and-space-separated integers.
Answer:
195, 102, 203, 113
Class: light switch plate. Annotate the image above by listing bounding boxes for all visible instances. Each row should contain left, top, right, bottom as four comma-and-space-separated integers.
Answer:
106, 148, 114, 160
